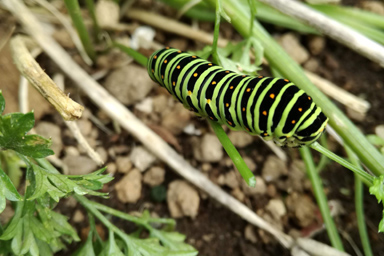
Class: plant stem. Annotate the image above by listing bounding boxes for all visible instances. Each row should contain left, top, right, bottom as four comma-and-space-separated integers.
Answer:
209, 120, 256, 187
211, 0, 221, 64
91, 200, 176, 227
316, 135, 330, 173
299, 146, 344, 251
113, 42, 148, 67
310, 142, 373, 185
345, 147, 373, 256
64, 0, 96, 61
74, 194, 133, 245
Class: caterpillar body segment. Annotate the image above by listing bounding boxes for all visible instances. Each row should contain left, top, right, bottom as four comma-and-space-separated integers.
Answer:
147, 47, 328, 147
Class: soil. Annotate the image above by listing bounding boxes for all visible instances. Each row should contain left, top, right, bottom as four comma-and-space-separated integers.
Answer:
1, 0, 384, 256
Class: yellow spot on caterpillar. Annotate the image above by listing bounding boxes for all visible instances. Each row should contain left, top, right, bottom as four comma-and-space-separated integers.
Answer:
177, 65, 181, 69
164, 60, 167, 64
292, 120, 296, 124
194, 73, 198, 77
284, 79, 289, 82
246, 127, 250, 131
242, 75, 246, 77
225, 71, 230, 73
270, 93, 275, 99
172, 81, 175, 86
308, 96, 311, 100
166, 46, 170, 49
227, 121, 232, 125
154, 55, 157, 59
263, 133, 268, 136
225, 103, 229, 107
161, 75, 164, 79
207, 99, 211, 104
208, 63, 213, 66
192, 56, 197, 58
188, 91, 192, 96
298, 108, 303, 112
230, 86, 234, 90
262, 111, 267, 116
212, 81, 217, 85
246, 88, 251, 92
258, 75, 263, 78
177, 51, 181, 53
210, 116, 214, 120
242, 107, 245, 112
151, 69, 154, 73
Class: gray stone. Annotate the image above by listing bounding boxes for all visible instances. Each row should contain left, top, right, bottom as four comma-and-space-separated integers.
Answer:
192, 134, 223, 163
129, 146, 156, 172
104, 65, 154, 105
115, 169, 142, 203
35, 121, 62, 154
167, 180, 200, 218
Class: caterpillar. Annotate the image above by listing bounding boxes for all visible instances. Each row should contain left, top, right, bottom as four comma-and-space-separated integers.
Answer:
147, 47, 328, 148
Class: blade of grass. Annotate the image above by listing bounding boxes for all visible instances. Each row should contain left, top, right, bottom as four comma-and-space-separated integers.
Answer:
64, 0, 96, 61
299, 146, 344, 251
311, 4, 384, 30
203, 0, 384, 177
84, 0, 101, 40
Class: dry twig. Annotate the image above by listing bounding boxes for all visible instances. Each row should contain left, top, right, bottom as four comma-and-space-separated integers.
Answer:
126, 8, 228, 48
259, 0, 384, 67
54, 73, 104, 166
10, 36, 83, 121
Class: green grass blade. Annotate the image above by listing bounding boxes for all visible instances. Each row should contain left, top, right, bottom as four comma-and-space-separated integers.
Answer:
64, 0, 96, 61
345, 147, 374, 256
311, 4, 384, 30
299, 146, 344, 251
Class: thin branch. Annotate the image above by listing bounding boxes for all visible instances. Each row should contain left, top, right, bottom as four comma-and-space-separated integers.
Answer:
54, 73, 104, 166
10, 36, 84, 121
125, 8, 229, 48
305, 70, 370, 115
258, 0, 384, 67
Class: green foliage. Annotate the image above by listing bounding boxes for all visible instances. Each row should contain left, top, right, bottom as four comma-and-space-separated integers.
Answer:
150, 185, 167, 202
0, 92, 53, 158
28, 164, 112, 202
0, 92, 197, 255
369, 175, 384, 232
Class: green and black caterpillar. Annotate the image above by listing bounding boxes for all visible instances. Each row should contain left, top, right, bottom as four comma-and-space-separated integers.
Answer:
147, 47, 328, 147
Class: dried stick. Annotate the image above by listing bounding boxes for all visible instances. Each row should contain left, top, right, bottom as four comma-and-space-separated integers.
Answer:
258, 0, 384, 68
10, 36, 84, 121
305, 71, 370, 115
3, 0, 293, 248
54, 73, 104, 166
126, 8, 229, 48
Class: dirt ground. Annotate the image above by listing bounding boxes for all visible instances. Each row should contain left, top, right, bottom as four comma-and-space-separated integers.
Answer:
1, 0, 384, 255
